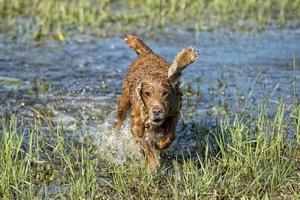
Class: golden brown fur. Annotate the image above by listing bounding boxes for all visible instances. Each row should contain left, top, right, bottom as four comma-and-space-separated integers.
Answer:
114, 35, 197, 172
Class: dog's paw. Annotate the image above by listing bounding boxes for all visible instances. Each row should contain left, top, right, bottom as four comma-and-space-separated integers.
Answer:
154, 137, 172, 150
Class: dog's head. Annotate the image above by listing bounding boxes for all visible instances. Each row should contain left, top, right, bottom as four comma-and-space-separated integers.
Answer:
136, 48, 198, 126
136, 78, 179, 126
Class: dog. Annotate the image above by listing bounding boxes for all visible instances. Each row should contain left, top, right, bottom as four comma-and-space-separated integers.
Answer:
114, 35, 197, 172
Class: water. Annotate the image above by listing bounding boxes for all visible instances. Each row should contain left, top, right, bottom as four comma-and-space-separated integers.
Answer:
94, 112, 142, 164
0, 28, 299, 163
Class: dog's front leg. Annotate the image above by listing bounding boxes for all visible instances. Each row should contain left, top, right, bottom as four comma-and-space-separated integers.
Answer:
154, 116, 178, 150
114, 81, 131, 129
138, 140, 160, 173
131, 104, 159, 172
130, 103, 144, 138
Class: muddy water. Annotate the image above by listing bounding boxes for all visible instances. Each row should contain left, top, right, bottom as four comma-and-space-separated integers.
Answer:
0, 29, 299, 162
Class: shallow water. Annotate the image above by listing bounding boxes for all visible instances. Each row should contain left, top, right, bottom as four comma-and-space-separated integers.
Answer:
0, 28, 299, 162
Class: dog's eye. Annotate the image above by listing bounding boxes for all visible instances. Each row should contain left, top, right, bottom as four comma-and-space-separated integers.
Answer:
143, 91, 151, 97
162, 91, 169, 96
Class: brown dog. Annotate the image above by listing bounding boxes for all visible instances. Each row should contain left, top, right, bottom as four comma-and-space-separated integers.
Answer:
114, 35, 197, 172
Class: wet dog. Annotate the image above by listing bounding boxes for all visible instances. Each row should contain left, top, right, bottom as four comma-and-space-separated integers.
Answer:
114, 35, 197, 172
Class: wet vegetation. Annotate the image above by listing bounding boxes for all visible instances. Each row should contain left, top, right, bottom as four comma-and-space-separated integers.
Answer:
0, 0, 300, 41
1, 101, 300, 199
1, 0, 300, 199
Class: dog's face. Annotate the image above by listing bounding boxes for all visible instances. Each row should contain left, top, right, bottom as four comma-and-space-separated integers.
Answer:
138, 79, 178, 126
134, 47, 197, 127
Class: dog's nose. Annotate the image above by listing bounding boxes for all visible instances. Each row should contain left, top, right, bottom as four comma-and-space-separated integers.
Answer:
152, 107, 162, 115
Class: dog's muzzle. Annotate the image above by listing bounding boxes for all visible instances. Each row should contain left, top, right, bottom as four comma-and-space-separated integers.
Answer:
149, 106, 165, 126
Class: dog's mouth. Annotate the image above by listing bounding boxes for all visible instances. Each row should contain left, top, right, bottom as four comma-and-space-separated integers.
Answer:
151, 118, 164, 126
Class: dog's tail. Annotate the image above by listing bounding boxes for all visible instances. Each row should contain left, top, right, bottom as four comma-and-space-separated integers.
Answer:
124, 35, 153, 56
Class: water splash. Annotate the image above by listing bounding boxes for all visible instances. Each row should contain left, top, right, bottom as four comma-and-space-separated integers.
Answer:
92, 112, 142, 165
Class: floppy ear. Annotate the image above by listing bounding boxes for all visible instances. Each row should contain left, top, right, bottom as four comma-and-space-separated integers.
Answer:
135, 83, 149, 120
135, 83, 143, 102
168, 47, 198, 83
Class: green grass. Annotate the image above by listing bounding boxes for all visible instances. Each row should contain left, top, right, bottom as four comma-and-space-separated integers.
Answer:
1, 101, 299, 199
0, 0, 300, 41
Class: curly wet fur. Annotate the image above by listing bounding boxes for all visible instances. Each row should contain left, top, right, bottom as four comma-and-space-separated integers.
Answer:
114, 35, 197, 172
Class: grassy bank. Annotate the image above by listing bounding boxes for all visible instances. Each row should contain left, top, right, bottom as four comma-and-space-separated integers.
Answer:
0, 101, 299, 199
0, 0, 300, 41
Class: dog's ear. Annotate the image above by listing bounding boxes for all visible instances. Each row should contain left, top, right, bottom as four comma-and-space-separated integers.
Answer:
168, 47, 198, 83
135, 83, 143, 102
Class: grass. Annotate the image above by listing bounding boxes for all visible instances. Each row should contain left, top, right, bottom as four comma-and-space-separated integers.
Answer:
0, 0, 300, 41
0, 100, 299, 199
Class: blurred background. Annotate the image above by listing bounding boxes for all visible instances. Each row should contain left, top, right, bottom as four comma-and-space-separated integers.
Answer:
1, 0, 300, 40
